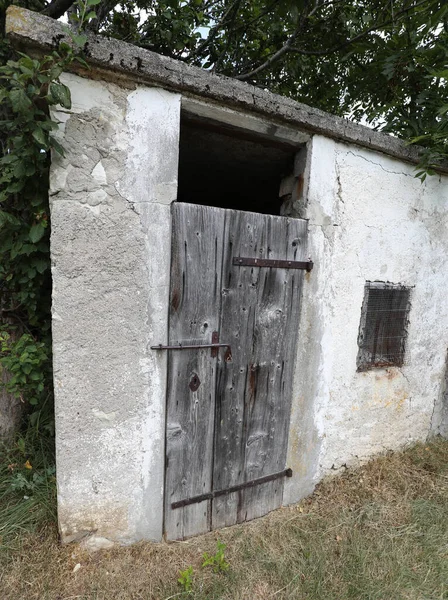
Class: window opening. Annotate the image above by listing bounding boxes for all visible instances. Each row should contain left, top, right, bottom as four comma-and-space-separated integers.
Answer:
177, 115, 303, 215
357, 282, 412, 371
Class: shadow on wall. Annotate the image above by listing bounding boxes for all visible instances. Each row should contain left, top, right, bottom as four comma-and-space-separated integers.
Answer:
437, 349, 448, 438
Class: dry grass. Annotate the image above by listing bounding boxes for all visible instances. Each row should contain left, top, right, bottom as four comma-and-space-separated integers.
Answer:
1, 439, 448, 600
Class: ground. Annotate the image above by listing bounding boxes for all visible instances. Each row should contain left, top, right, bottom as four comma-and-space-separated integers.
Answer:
1, 439, 448, 599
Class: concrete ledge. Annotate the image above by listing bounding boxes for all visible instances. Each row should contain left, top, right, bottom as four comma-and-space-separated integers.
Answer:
4, 6, 434, 169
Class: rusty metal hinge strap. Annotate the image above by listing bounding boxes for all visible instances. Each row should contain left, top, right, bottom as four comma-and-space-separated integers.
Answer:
150, 343, 230, 351
233, 257, 313, 271
171, 468, 293, 509
151, 332, 232, 361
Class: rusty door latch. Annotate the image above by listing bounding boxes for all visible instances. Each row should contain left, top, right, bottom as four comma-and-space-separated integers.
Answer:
233, 256, 313, 271
150, 331, 232, 362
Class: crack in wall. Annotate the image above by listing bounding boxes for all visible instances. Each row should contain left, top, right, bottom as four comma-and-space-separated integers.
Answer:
344, 150, 414, 177
354, 249, 363, 276
335, 157, 344, 205
401, 370, 411, 388
114, 183, 139, 214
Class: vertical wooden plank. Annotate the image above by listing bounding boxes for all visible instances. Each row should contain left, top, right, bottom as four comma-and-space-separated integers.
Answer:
212, 210, 308, 528
212, 209, 260, 528
239, 214, 307, 522
164, 203, 225, 540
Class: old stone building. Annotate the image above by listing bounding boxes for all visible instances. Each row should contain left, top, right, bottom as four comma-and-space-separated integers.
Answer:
6, 6, 448, 546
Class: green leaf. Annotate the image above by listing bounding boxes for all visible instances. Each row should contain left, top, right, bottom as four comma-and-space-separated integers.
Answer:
25, 163, 37, 177
20, 244, 38, 255
1, 153, 18, 165
49, 82, 72, 109
9, 88, 32, 112
17, 53, 36, 69
0, 210, 20, 228
73, 56, 89, 68
19, 65, 34, 77
34, 259, 48, 274
17, 438, 26, 454
32, 128, 48, 148
6, 180, 25, 194
72, 34, 88, 48
50, 137, 65, 157
87, 0, 102, 5
29, 222, 46, 243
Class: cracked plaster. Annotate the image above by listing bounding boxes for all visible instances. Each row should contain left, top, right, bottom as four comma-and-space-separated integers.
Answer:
50, 72, 180, 544
6, 7, 446, 540
285, 136, 448, 505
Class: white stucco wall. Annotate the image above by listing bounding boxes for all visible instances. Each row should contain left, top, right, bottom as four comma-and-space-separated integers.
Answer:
49, 73, 448, 542
50, 73, 180, 545
285, 135, 448, 504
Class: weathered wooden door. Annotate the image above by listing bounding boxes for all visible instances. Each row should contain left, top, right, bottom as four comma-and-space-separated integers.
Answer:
163, 203, 309, 540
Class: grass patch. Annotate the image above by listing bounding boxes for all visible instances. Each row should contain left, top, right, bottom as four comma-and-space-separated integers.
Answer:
0, 425, 56, 553
1, 439, 448, 599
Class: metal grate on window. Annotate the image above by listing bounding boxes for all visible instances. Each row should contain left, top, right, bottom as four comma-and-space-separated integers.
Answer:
357, 282, 412, 371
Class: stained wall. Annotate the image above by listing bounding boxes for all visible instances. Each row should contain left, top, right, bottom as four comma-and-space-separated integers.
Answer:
285, 136, 448, 504
50, 73, 180, 545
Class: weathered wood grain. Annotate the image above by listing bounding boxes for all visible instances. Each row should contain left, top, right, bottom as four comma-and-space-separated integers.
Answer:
165, 203, 308, 539
213, 210, 307, 527
164, 203, 225, 540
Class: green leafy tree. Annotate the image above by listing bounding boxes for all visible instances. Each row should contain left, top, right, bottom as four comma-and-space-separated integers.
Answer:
0, 0, 94, 438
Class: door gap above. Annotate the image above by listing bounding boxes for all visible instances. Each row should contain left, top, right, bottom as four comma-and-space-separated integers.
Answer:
177, 114, 305, 216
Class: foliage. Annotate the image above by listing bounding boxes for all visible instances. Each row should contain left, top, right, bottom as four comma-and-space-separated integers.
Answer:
0, 0, 95, 438
0, 331, 52, 424
411, 80, 448, 180
176, 540, 229, 594
202, 540, 230, 574
15, 0, 444, 171
87, 0, 448, 169
177, 565, 194, 593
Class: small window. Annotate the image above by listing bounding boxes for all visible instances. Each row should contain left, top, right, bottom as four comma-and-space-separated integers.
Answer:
357, 282, 411, 371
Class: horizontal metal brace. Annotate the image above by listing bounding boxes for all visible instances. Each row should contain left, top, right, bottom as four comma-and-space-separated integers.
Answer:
233, 257, 313, 271
171, 468, 293, 509
151, 332, 232, 361
151, 343, 230, 351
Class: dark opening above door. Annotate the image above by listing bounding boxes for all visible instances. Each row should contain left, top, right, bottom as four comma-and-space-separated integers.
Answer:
177, 118, 301, 215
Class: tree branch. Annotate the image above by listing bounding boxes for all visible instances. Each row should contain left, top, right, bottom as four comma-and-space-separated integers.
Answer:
188, 0, 243, 61
42, 0, 77, 19
236, 0, 434, 80
289, 0, 434, 56
236, 0, 315, 81
86, 0, 118, 32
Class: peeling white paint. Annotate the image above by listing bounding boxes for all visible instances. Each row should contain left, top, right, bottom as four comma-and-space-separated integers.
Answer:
50, 75, 448, 544
92, 409, 117, 422
50, 74, 180, 545
62, 73, 119, 115
91, 161, 107, 185
285, 135, 448, 505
